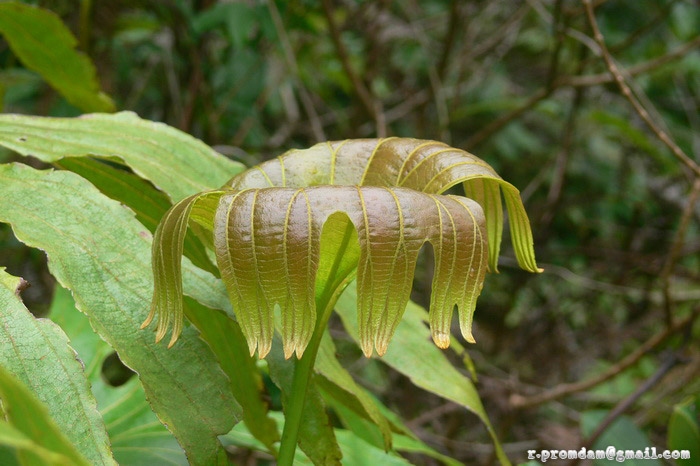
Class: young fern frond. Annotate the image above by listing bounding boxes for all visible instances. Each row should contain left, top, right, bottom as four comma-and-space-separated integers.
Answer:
144, 138, 541, 358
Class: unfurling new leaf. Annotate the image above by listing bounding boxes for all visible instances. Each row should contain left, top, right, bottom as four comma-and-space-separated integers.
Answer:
144, 138, 541, 358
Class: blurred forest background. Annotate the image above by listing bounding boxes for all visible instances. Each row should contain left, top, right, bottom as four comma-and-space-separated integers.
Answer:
1, 0, 699, 464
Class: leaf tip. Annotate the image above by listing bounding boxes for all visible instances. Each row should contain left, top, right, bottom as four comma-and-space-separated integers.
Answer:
141, 306, 156, 329
374, 340, 389, 357
462, 328, 476, 344
257, 339, 272, 359
432, 331, 451, 349
283, 343, 296, 360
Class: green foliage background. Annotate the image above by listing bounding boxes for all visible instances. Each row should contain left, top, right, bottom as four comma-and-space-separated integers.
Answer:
1, 0, 699, 465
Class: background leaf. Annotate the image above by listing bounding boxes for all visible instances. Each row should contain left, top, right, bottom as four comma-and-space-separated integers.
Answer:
0, 268, 115, 466
581, 411, 661, 466
0, 2, 114, 112
336, 281, 510, 465
666, 397, 699, 464
0, 364, 91, 466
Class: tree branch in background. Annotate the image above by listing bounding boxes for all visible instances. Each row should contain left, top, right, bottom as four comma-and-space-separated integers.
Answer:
320, 0, 386, 137
568, 352, 681, 466
509, 307, 700, 409
437, 0, 461, 81
563, 35, 700, 88
582, 0, 700, 177
465, 87, 552, 149
464, 29, 700, 150
659, 178, 700, 327
266, 0, 326, 142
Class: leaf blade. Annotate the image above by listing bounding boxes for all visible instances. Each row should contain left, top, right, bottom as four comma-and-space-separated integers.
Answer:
0, 112, 244, 202
336, 283, 511, 466
0, 364, 91, 466
0, 164, 238, 466
0, 269, 115, 466
0, 2, 114, 112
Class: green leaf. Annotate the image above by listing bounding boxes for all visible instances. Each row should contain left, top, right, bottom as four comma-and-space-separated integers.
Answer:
667, 397, 699, 464
183, 297, 280, 451
0, 269, 115, 466
0, 164, 238, 465
581, 411, 661, 466
0, 421, 65, 466
336, 282, 511, 466
392, 434, 464, 466
0, 364, 91, 466
225, 138, 540, 274
334, 429, 413, 466
48, 285, 188, 466
98, 377, 189, 466
222, 412, 415, 466
323, 387, 463, 466
315, 332, 393, 450
54, 157, 217, 275
0, 2, 114, 112
0, 112, 244, 202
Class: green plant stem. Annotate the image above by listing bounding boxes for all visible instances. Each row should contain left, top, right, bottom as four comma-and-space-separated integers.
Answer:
276, 297, 335, 465
277, 223, 356, 465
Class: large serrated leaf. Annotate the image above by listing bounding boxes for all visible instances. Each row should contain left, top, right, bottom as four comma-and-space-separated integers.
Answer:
48, 285, 188, 466
0, 269, 115, 466
183, 297, 280, 451
0, 164, 238, 465
0, 2, 114, 112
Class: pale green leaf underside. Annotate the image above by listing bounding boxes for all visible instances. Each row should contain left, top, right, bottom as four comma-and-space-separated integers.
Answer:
0, 269, 115, 466
147, 138, 539, 359
0, 112, 244, 202
0, 164, 237, 465
48, 286, 188, 466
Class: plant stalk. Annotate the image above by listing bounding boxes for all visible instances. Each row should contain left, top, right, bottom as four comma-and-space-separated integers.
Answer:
276, 222, 355, 465
276, 298, 334, 465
